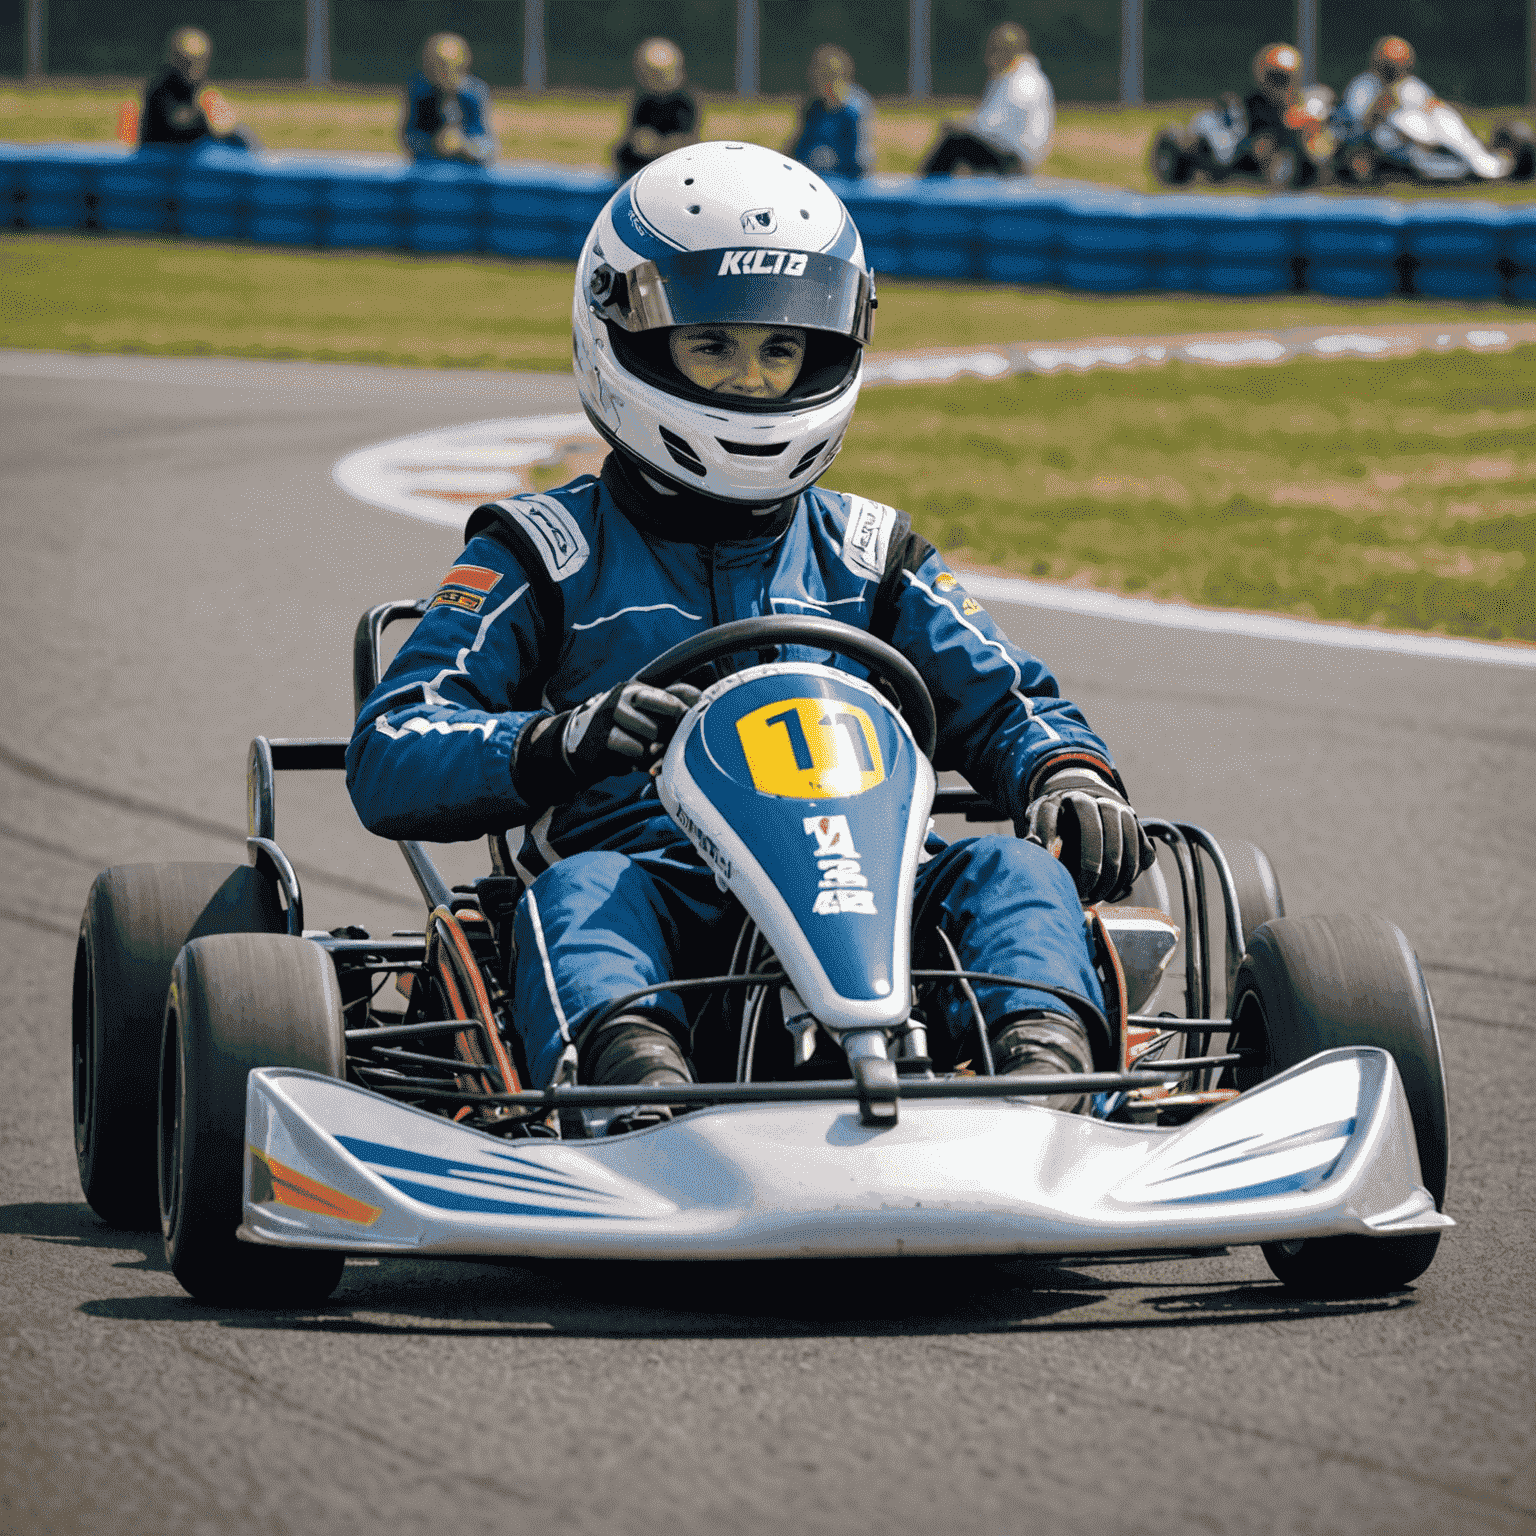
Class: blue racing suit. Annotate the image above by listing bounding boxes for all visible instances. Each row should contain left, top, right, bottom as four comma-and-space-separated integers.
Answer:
347, 460, 1117, 1085
402, 71, 496, 165
790, 87, 875, 180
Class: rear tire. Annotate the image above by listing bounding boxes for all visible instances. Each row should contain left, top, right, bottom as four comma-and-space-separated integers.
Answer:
158, 932, 346, 1306
1220, 840, 1285, 1004
1151, 129, 1193, 185
1229, 914, 1447, 1297
73, 863, 283, 1230
1491, 120, 1535, 179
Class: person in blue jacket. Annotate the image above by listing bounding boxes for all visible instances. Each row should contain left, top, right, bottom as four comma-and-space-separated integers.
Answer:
402, 33, 497, 166
347, 141, 1153, 1129
788, 45, 874, 180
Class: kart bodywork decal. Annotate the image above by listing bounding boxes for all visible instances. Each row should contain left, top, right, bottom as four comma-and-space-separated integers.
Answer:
247, 1144, 383, 1226
334, 1134, 637, 1221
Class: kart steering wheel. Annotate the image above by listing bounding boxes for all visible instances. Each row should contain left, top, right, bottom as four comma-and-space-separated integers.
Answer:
634, 616, 938, 760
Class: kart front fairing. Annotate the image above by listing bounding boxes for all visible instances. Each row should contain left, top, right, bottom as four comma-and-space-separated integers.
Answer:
238, 658, 1451, 1263
1369, 99, 1511, 180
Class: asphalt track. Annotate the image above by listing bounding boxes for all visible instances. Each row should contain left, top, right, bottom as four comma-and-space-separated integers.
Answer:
1, 350, 1533, 1536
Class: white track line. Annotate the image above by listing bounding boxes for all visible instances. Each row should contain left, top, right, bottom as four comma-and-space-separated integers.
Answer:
331, 325, 1536, 669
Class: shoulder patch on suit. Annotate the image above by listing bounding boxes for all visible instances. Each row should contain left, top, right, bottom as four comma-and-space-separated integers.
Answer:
839, 495, 899, 582
489, 494, 590, 583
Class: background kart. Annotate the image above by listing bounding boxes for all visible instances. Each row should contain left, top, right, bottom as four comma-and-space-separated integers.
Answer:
72, 611, 1452, 1309
1334, 98, 1535, 186
1151, 87, 1337, 190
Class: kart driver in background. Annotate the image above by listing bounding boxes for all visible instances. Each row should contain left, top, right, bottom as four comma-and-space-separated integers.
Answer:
1336, 36, 1430, 143
347, 142, 1154, 1131
1244, 43, 1303, 174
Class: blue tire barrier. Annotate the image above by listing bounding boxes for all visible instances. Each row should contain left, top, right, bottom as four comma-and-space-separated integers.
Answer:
1305, 262, 1401, 299
3, 141, 1530, 306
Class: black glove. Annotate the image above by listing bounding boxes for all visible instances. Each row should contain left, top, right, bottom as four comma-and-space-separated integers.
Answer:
1019, 765, 1155, 905
511, 680, 701, 809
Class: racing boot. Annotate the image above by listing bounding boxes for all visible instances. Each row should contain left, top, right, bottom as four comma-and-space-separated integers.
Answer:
581, 1012, 692, 1135
990, 1010, 1094, 1113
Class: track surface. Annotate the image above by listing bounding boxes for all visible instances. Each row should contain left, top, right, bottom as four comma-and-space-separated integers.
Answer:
1, 352, 1533, 1536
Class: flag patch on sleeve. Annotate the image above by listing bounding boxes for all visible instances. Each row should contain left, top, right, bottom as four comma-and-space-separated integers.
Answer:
429, 564, 502, 614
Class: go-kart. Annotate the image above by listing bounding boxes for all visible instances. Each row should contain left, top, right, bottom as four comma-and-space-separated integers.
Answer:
1151, 87, 1337, 190
72, 611, 1452, 1309
1334, 93, 1535, 185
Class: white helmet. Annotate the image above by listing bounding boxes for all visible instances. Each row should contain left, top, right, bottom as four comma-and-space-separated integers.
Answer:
573, 140, 875, 507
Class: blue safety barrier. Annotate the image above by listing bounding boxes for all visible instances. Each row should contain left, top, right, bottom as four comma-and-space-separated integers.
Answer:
4, 141, 1531, 308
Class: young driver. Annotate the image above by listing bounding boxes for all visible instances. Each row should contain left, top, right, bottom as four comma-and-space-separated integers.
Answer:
347, 142, 1153, 1127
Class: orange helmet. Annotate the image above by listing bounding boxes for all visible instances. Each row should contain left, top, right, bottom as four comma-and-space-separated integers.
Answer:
1253, 43, 1302, 95
1371, 36, 1414, 83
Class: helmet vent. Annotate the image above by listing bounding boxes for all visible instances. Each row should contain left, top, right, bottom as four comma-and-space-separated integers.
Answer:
659, 426, 707, 476
717, 438, 788, 457
790, 440, 829, 476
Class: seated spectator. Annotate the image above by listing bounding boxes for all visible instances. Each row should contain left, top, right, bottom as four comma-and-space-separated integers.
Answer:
920, 23, 1053, 177
787, 45, 874, 180
403, 33, 497, 166
140, 26, 257, 151
614, 38, 699, 180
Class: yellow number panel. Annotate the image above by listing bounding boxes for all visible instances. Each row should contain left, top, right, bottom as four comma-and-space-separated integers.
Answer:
735, 697, 886, 799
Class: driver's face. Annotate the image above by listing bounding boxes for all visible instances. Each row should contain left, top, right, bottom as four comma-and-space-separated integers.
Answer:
669, 323, 807, 399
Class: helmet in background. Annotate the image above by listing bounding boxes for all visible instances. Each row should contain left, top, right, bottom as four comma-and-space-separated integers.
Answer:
1252, 43, 1301, 98
572, 140, 875, 507
423, 33, 471, 92
1371, 36, 1415, 83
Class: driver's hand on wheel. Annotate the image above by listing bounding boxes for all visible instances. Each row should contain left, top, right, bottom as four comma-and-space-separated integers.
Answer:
1019, 765, 1155, 904
512, 680, 701, 806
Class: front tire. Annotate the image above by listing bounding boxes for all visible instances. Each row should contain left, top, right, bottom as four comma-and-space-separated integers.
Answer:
1230, 914, 1447, 1297
1491, 120, 1535, 179
73, 863, 284, 1230
1151, 129, 1193, 186
1220, 840, 1285, 1005
158, 932, 346, 1306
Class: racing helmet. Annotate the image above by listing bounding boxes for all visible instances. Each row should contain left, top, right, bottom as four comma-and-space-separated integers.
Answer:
423, 32, 471, 91
1252, 43, 1301, 96
573, 140, 875, 507
1371, 35, 1414, 83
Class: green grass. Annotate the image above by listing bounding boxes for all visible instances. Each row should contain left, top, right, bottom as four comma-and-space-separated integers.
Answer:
833, 348, 1535, 642
5, 82, 1535, 198
0, 233, 1519, 370
2, 232, 1529, 643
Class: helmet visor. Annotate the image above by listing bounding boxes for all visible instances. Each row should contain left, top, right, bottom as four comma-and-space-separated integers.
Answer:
591, 249, 875, 346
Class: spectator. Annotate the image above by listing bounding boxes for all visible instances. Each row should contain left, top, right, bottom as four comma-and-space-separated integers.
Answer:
140, 26, 256, 151
920, 22, 1053, 177
614, 38, 699, 180
787, 45, 874, 180
403, 33, 497, 166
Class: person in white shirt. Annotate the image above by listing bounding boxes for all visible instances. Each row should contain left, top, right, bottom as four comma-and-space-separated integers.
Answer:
921, 23, 1054, 177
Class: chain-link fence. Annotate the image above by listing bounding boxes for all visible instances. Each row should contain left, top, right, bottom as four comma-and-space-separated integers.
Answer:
9, 0, 1531, 104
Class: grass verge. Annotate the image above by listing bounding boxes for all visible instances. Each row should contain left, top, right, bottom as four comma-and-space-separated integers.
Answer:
0, 232, 1518, 370
4, 83, 1533, 198
835, 348, 1535, 642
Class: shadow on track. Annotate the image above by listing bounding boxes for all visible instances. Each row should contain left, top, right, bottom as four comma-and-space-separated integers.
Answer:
69, 1249, 1417, 1338
0, 1200, 167, 1271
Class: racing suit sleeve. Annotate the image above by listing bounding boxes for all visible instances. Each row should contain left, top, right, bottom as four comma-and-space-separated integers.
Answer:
873, 533, 1122, 824
345, 532, 554, 841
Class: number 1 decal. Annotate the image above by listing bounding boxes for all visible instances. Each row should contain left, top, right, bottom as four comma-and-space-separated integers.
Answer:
735, 698, 886, 799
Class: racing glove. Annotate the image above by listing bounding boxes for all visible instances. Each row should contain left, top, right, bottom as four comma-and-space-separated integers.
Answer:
511, 680, 701, 809
1019, 765, 1155, 905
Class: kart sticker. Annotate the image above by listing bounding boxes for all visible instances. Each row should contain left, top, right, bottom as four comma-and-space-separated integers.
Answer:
428, 563, 503, 614
736, 699, 885, 798
805, 815, 877, 915
247, 1145, 382, 1226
